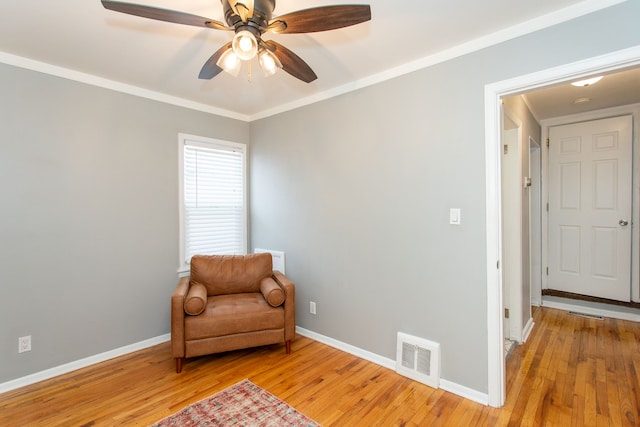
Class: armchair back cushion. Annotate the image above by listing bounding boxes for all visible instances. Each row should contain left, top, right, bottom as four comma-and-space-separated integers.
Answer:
190, 253, 272, 295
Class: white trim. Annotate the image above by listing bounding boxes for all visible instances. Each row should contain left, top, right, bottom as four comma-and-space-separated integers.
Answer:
2, 327, 490, 404
296, 326, 395, 370
485, 45, 640, 409
0, 334, 170, 394
522, 318, 535, 343
0, 0, 626, 122
529, 136, 543, 307
485, 77, 506, 409
439, 379, 489, 406
0, 52, 250, 122
542, 298, 640, 322
295, 327, 488, 405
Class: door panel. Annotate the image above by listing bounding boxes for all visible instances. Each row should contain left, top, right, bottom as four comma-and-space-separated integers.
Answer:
548, 115, 633, 301
559, 225, 580, 273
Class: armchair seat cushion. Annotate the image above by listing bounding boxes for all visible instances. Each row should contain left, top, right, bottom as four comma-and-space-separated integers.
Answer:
184, 293, 284, 340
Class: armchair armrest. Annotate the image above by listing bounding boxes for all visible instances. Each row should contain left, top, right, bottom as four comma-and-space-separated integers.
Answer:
272, 271, 296, 342
171, 277, 190, 358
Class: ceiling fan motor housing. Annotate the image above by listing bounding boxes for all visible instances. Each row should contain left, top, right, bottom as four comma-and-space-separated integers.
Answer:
222, 0, 274, 32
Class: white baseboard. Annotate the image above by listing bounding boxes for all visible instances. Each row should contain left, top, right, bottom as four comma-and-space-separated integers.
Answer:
542, 296, 640, 322
3, 328, 491, 405
295, 326, 489, 405
0, 334, 170, 394
296, 327, 395, 370
439, 379, 489, 405
522, 318, 535, 343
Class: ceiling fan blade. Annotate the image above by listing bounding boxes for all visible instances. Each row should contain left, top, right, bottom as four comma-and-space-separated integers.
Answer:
199, 42, 232, 79
267, 5, 371, 34
101, 0, 230, 31
265, 41, 317, 83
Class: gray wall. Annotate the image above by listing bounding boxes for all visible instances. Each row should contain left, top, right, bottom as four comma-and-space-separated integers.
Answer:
249, 1, 640, 393
0, 64, 249, 383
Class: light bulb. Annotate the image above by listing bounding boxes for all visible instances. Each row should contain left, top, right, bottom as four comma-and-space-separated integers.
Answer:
232, 30, 258, 61
216, 49, 241, 77
238, 37, 253, 53
224, 53, 239, 69
258, 49, 281, 76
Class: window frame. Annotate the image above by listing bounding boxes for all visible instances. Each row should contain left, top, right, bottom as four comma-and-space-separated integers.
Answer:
177, 133, 247, 273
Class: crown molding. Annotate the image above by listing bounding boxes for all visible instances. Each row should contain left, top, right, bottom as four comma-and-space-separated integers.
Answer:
0, 51, 250, 122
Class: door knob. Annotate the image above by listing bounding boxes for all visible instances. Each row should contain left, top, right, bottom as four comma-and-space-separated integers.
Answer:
619, 219, 629, 226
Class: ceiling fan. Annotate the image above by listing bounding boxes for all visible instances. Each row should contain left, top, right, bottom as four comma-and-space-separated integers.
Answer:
101, 0, 371, 83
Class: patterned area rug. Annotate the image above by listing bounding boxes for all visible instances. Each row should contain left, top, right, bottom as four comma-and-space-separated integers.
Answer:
151, 379, 321, 427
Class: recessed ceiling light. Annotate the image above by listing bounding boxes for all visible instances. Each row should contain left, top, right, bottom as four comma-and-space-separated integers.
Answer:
571, 76, 603, 87
573, 97, 591, 104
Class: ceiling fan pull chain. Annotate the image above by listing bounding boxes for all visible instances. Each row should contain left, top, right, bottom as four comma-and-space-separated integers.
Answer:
247, 60, 253, 83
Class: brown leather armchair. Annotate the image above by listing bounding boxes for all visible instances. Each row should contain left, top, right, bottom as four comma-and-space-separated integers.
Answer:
171, 253, 295, 373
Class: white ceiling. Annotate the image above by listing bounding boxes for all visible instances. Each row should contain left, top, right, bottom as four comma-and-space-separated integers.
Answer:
0, 0, 635, 120
523, 67, 640, 121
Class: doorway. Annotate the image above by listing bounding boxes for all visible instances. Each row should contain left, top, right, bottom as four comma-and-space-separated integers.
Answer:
484, 46, 640, 408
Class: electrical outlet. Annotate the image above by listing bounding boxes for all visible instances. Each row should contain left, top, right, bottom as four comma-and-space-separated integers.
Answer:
18, 335, 31, 353
309, 301, 317, 315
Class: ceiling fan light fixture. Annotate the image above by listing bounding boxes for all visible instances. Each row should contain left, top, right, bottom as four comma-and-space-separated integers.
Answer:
571, 76, 603, 87
216, 49, 242, 76
258, 49, 282, 76
232, 29, 258, 61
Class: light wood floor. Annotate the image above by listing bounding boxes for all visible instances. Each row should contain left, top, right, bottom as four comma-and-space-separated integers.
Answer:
1, 306, 639, 426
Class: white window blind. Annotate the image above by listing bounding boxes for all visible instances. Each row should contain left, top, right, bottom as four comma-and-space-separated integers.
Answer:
179, 135, 246, 269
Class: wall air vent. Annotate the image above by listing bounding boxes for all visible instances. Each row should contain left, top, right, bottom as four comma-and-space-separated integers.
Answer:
396, 332, 440, 388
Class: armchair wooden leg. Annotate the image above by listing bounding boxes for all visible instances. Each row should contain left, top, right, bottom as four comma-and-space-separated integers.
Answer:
175, 357, 183, 373
285, 340, 291, 354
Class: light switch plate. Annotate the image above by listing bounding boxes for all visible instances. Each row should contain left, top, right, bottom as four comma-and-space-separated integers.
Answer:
450, 208, 461, 225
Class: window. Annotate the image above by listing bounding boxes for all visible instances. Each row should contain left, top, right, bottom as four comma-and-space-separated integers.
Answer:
178, 133, 246, 272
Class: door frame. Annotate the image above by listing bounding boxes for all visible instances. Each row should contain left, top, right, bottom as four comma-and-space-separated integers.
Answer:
529, 136, 542, 307
484, 45, 640, 408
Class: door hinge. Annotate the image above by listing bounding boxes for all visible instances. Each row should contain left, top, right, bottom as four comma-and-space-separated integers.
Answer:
497, 260, 500, 269
546, 267, 549, 275
546, 202, 549, 212
505, 308, 510, 319
546, 138, 550, 148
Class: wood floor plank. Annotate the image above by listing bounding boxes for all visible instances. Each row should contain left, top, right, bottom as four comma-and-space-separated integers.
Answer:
1, 306, 640, 426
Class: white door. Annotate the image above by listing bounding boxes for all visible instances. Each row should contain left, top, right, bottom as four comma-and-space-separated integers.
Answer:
548, 115, 633, 301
